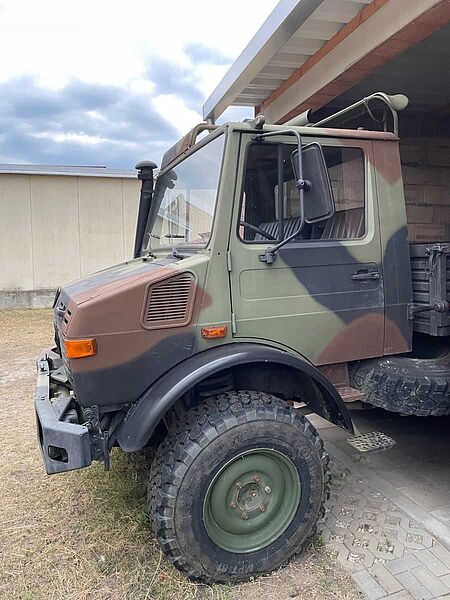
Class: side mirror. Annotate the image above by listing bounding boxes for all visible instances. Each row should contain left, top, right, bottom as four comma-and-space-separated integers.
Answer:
291, 143, 335, 223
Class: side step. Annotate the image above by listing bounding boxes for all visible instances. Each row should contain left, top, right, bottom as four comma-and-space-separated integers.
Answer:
347, 431, 396, 453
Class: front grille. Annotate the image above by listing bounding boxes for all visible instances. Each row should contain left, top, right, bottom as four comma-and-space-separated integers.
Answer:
142, 273, 195, 329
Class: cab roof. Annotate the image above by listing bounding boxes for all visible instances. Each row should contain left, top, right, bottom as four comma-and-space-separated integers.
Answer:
160, 120, 398, 171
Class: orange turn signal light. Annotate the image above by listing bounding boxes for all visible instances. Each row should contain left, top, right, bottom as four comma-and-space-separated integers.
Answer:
64, 338, 97, 359
201, 325, 228, 339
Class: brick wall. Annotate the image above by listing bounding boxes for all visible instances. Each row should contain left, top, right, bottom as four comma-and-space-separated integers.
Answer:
401, 137, 450, 242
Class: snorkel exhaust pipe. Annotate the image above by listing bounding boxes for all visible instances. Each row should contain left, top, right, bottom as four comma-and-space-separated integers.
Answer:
134, 160, 157, 258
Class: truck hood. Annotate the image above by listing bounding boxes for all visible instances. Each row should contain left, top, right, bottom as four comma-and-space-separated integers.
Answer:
59, 257, 177, 308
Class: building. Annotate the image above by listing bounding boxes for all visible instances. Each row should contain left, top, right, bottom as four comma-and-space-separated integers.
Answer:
0, 165, 139, 308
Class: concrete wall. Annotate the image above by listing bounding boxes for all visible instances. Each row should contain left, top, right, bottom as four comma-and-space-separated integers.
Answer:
0, 174, 140, 308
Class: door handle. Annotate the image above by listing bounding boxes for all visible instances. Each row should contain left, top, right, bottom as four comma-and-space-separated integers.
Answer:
351, 270, 380, 281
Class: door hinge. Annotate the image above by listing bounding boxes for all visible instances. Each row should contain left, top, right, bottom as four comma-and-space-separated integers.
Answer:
231, 313, 237, 334
226, 250, 232, 272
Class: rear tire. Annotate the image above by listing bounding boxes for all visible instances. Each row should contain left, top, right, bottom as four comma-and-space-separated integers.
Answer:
350, 344, 450, 416
147, 390, 330, 583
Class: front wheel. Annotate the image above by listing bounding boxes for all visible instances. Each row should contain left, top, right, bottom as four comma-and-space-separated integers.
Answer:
147, 391, 330, 583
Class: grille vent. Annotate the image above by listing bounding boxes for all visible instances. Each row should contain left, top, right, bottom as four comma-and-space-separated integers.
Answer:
142, 273, 195, 329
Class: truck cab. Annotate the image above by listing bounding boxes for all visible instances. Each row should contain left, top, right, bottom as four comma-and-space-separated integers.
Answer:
35, 92, 450, 583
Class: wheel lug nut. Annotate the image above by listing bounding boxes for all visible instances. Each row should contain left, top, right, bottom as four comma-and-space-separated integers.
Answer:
235, 481, 241, 489
251, 491, 257, 497
264, 485, 272, 494
241, 512, 248, 520
259, 505, 266, 512
253, 474, 260, 482
229, 502, 236, 509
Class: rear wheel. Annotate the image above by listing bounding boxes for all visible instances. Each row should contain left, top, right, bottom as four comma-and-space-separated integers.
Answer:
147, 390, 330, 583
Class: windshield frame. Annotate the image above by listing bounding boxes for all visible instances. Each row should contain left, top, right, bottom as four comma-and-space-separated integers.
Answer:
142, 127, 227, 255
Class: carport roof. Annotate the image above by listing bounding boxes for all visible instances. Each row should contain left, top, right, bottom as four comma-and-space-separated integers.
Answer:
203, 0, 374, 120
0, 164, 136, 178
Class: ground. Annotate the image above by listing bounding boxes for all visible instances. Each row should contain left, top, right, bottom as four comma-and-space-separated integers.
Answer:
0, 310, 359, 600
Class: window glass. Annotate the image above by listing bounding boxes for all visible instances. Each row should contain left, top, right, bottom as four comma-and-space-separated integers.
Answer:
239, 142, 365, 243
322, 146, 365, 240
143, 134, 224, 252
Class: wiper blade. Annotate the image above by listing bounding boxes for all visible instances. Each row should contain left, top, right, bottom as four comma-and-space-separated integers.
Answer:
165, 234, 185, 238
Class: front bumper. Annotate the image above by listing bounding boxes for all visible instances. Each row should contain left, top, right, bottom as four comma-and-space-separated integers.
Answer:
35, 349, 92, 474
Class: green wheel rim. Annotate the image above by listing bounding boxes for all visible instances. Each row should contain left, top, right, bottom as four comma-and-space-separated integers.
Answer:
203, 448, 301, 553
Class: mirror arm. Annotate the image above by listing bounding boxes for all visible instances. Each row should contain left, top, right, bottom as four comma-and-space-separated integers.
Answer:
252, 129, 307, 264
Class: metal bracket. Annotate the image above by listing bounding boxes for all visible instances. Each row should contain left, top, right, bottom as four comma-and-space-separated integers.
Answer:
82, 405, 110, 470
259, 248, 277, 264
426, 243, 450, 276
407, 301, 450, 320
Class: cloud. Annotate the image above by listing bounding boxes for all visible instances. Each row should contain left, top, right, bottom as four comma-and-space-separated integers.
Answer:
0, 77, 178, 168
0, 0, 277, 168
146, 58, 203, 111
184, 43, 231, 65
0, 63, 253, 168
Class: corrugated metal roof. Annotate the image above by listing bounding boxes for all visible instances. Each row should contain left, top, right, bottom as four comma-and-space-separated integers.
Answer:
0, 164, 137, 178
203, 0, 373, 120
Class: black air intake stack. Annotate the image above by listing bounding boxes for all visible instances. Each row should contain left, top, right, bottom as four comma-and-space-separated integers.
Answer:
134, 160, 157, 258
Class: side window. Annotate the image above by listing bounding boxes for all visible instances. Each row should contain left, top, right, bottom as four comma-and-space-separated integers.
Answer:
239, 142, 365, 243
239, 143, 281, 242
321, 147, 365, 240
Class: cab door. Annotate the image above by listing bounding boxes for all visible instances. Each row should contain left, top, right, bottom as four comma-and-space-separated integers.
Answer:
228, 134, 384, 366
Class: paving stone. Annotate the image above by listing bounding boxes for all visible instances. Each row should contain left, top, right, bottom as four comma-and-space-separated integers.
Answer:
352, 570, 385, 600
380, 592, 415, 600
325, 455, 450, 600
396, 570, 433, 600
416, 548, 450, 576
386, 554, 421, 575
411, 565, 450, 597
430, 544, 450, 568
369, 563, 403, 595
396, 526, 434, 551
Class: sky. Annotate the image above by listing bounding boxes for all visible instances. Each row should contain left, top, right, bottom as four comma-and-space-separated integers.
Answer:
0, 0, 277, 168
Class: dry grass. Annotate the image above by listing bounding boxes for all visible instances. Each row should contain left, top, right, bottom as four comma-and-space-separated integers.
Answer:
0, 309, 360, 600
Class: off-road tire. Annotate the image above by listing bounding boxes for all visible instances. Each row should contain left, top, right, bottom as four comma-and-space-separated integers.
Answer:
147, 390, 330, 583
350, 348, 450, 416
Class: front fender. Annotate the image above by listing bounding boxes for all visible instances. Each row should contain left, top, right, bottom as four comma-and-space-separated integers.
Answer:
115, 343, 353, 451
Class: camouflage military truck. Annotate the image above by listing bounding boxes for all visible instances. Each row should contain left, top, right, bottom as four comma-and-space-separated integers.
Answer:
35, 92, 450, 583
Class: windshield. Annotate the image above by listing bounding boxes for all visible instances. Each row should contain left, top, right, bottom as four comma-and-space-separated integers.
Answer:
143, 134, 225, 253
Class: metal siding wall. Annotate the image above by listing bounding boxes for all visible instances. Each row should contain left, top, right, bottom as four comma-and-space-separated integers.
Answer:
78, 177, 124, 276
31, 175, 81, 288
122, 178, 140, 258
0, 174, 34, 290
0, 173, 140, 306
